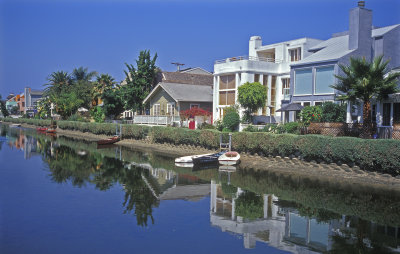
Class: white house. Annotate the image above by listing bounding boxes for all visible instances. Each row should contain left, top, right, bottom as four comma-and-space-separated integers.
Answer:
213, 36, 322, 125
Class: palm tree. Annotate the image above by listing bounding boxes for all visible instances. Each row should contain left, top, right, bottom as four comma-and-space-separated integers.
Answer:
44, 71, 71, 94
92, 74, 116, 106
71, 67, 97, 83
332, 56, 400, 137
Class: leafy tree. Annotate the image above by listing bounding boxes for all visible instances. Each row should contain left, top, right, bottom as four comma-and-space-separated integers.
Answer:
54, 92, 84, 119
71, 67, 97, 83
332, 56, 400, 137
44, 71, 71, 96
223, 109, 240, 131
0, 95, 9, 117
102, 87, 124, 119
123, 50, 158, 114
238, 82, 267, 122
71, 67, 98, 109
10, 105, 20, 115
90, 106, 105, 123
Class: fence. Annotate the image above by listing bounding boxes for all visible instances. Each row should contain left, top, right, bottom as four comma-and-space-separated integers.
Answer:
303, 122, 400, 139
125, 115, 181, 126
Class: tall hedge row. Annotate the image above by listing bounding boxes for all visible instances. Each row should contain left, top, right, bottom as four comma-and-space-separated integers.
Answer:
2, 117, 52, 127
2, 118, 400, 175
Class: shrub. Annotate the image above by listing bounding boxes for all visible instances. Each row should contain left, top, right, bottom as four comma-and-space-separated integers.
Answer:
242, 125, 258, 132
223, 111, 240, 131
299, 106, 323, 125
320, 102, 346, 123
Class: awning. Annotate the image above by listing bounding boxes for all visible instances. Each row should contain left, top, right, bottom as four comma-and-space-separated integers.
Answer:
276, 103, 304, 112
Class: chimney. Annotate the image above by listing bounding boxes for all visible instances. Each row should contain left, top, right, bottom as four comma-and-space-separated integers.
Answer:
348, 1, 372, 53
249, 36, 262, 57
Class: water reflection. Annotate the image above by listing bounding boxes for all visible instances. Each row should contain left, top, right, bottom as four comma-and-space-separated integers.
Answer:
2, 124, 400, 253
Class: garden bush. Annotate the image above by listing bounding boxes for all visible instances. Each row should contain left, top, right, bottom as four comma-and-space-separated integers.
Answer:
222, 111, 240, 131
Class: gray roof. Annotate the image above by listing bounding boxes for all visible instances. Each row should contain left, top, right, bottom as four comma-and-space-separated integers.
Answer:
160, 71, 213, 86
144, 82, 213, 103
295, 24, 400, 66
276, 103, 304, 112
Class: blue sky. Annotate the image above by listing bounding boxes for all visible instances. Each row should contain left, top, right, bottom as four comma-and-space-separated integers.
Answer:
1, 0, 399, 97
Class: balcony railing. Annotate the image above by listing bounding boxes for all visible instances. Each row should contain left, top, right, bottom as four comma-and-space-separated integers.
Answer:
215, 55, 283, 65
125, 115, 181, 125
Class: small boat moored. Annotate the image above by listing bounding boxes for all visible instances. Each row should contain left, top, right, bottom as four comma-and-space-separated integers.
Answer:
192, 151, 226, 165
97, 136, 120, 145
37, 127, 48, 132
218, 151, 240, 166
10, 124, 21, 127
175, 153, 213, 163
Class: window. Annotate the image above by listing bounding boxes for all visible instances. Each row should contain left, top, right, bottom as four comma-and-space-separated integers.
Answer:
372, 104, 377, 123
383, 103, 391, 126
153, 104, 160, 116
167, 103, 175, 115
314, 101, 323, 106
282, 78, 290, 99
315, 66, 335, 94
289, 47, 301, 62
190, 104, 199, 109
270, 76, 276, 116
294, 69, 312, 95
254, 74, 260, 83
303, 102, 311, 107
393, 103, 400, 124
219, 75, 236, 106
262, 76, 269, 114
219, 75, 236, 90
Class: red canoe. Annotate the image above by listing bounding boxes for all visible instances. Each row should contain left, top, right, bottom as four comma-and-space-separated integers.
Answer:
97, 136, 120, 145
37, 127, 48, 132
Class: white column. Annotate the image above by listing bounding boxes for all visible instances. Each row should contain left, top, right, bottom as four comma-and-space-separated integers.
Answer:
275, 77, 282, 118
259, 74, 264, 115
214, 76, 219, 121
358, 102, 363, 123
346, 101, 352, 123
390, 102, 394, 126
376, 102, 382, 127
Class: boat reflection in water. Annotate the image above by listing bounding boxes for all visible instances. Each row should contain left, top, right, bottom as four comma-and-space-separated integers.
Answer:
2, 124, 400, 253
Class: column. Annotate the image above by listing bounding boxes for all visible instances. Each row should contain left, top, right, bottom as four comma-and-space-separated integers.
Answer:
259, 74, 264, 115
390, 102, 394, 126
346, 101, 352, 123
376, 102, 382, 127
213, 76, 219, 121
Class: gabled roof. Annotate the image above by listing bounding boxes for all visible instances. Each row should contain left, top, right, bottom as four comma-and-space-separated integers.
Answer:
160, 71, 213, 86
179, 67, 212, 75
143, 82, 213, 104
295, 24, 400, 66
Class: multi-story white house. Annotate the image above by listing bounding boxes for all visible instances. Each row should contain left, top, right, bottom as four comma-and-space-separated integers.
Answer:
213, 36, 322, 125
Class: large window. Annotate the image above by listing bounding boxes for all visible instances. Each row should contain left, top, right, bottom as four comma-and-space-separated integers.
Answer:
270, 76, 276, 116
383, 103, 391, 126
315, 66, 335, 94
219, 75, 235, 90
219, 75, 236, 106
167, 102, 175, 115
289, 47, 301, 62
393, 103, 400, 124
282, 78, 290, 99
294, 69, 312, 95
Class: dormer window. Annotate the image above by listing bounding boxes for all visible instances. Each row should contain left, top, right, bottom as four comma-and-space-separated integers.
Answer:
289, 47, 301, 62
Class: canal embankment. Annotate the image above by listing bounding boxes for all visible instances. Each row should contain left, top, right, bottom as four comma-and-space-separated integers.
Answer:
3, 119, 400, 193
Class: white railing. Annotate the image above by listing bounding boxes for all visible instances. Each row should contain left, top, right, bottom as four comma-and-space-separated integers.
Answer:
126, 115, 181, 125
215, 55, 283, 64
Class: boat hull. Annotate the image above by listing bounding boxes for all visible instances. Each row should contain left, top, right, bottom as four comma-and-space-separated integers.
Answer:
192, 151, 226, 165
175, 153, 212, 163
218, 152, 240, 165
97, 136, 120, 145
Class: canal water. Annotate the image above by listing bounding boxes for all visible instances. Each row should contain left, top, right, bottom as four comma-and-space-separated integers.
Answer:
1, 125, 400, 254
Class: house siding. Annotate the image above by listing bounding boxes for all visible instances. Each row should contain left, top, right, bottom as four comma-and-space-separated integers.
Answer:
149, 89, 178, 116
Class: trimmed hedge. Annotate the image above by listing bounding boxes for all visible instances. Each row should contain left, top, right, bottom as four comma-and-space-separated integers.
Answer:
2, 117, 400, 175
1, 117, 52, 127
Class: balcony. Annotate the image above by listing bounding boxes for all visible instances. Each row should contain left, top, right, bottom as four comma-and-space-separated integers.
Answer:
214, 56, 288, 75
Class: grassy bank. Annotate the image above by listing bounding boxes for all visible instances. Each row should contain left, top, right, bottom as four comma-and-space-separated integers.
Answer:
2, 117, 400, 175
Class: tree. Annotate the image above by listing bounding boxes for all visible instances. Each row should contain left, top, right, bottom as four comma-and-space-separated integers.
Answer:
71, 67, 98, 108
71, 67, 97, 83
299, 105, 323, 125
102, 87, 124, 119
54, 92, 84, 119
92, 74, 116, 106
0, 95, 9, 117
332, 56, 400, 137
238, 82, 267, 122
44, 71, 71, 97
123, 50, 158, 114
222, 107, 240, 131
320, 102, 346, 123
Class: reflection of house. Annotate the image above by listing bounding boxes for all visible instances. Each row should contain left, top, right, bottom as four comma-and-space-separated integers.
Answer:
209, 180, 400, 253
143, 68, 213, 117
288, 2, 400, 125
128, 161, 210, 201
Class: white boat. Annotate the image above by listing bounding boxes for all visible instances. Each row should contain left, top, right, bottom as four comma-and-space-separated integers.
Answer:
174, 162, 194, 168
175, 153, 212, 163
10, 124, 21, 127
218, 151, 240, 166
